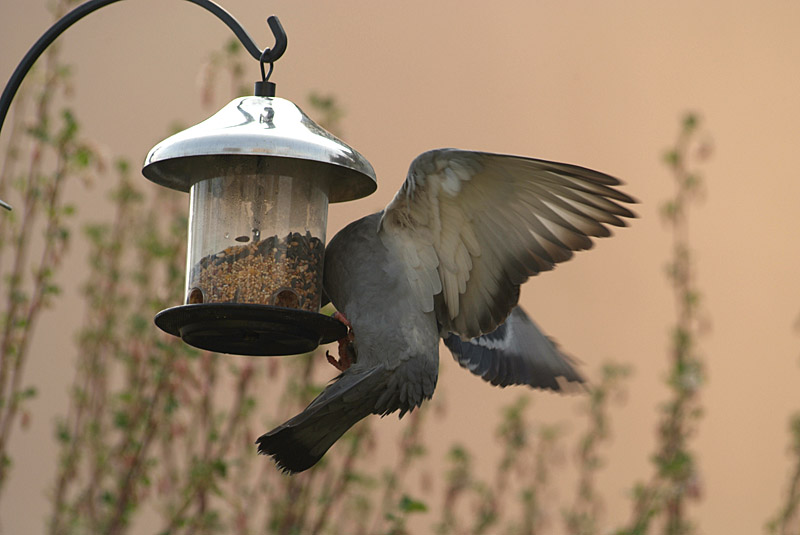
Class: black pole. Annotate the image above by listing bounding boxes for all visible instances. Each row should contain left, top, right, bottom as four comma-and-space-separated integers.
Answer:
0, 0, 287, 210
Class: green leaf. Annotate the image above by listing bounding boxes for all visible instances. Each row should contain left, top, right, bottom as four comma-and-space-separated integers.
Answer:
682, 112, 699, 132
399, 494, 428, 513
17, 386, 37, 400
27, 120, 50, 142
55, 421, 71, 443
58, 109, 79, 144
211, 459, 228, 478
660, 200, 678, 221
448, 444, 469, 462
225, 37, 240, 55
163, 393, 178, 415
115, 158, 130, 174
43, 283, 61, 296
113, 410, 130, 430
663, 149, 680, 167
70, 146, 93, 168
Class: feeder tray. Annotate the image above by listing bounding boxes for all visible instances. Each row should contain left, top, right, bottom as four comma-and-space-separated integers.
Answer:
154, 303, 347, 356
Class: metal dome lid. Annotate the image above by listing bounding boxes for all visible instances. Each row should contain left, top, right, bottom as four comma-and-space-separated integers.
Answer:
142, 96, 376, 203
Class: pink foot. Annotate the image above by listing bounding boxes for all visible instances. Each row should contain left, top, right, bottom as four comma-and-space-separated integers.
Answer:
332, 311, 351, 329
326, 311, 355, 371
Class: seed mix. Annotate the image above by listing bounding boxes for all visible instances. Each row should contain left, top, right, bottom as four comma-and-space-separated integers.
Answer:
187, 231, 323, 311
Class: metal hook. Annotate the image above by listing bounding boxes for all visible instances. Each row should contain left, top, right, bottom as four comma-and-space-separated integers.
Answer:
260, 16, 287, 65
254, 15, 286, 96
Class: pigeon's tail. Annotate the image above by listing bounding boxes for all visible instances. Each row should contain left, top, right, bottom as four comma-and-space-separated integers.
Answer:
256, 367, 386, 474
444, 305, 584, 391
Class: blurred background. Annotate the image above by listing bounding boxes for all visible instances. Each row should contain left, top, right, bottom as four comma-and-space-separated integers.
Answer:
1, 1, 799, 533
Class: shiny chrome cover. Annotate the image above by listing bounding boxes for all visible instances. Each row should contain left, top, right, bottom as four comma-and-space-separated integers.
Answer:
143, 96, 376, 203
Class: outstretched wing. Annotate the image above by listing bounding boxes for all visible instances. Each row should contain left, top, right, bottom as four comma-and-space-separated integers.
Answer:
379, 149, 635, 339
443, 306, 583, 391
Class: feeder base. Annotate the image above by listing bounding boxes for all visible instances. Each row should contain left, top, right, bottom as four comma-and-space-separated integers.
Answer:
154, 303, 347, 356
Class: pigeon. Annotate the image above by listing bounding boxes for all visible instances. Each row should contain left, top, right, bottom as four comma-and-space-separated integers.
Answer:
256, 148, 636, 473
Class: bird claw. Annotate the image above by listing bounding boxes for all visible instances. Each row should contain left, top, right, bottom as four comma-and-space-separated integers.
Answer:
326, 311, 356, 371
326, 349, 351, 371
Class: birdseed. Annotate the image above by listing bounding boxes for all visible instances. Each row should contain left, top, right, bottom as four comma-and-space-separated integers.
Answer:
187, 231, 324, 312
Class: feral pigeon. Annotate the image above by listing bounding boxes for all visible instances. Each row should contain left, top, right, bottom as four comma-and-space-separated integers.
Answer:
256, 149, 636, 473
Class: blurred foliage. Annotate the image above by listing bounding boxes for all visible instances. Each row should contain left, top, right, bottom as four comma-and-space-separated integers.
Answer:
0, 0, 97, 503
767, 310, 800, 535
615, 113, 711, 535
766, 412, 800, 534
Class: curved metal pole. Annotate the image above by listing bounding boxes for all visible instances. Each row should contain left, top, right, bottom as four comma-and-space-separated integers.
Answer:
0, 0, 287, 210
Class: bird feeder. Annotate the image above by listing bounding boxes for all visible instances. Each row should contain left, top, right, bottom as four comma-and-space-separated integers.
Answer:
142, 95, 376, 356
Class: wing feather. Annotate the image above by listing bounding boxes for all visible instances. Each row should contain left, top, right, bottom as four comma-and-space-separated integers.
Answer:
379, 149, 636, 339
444, 306, 584, 391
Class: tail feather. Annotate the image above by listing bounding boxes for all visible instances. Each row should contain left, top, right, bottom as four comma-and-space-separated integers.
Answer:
256, 367, 385, 474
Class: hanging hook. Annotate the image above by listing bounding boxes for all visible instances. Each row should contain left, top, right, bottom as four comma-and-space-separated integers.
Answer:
261, 16, 287, 64
254, 16, 286, 97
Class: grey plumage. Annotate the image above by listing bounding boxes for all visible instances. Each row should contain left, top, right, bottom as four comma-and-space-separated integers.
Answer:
257, 149, 635, 474
443, 306, 583, 390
